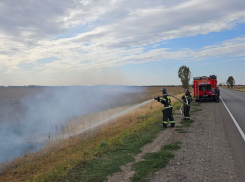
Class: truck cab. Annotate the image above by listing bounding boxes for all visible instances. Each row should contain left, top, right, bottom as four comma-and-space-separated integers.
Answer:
193, 75, 217, 102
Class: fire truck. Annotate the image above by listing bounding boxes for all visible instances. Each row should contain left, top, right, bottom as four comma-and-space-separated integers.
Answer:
193, 75, 217, 101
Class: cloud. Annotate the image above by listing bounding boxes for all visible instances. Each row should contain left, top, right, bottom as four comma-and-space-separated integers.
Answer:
0, 0, 245, 77
0, 0, 108, 39
193, 36, 245, 59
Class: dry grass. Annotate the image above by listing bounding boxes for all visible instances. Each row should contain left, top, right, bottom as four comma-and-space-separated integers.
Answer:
58, 86, 184, 138
0, 86, 184, 182
0, 86, 181, 125
0, 87, 43, 124
220, 85, 245, 92
229, 85, 245, 92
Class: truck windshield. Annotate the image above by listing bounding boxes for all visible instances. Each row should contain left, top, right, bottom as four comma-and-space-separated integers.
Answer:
199, 84, 211, 91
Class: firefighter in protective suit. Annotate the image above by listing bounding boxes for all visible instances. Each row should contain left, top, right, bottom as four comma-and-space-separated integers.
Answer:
182, 89, 192, 120
154, 88, 175, 128
215, 87, 220, 103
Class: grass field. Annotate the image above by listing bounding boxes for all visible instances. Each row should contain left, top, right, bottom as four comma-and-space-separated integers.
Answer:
1, 86, 165, 165
230, 85, 245, 92
220, 85, 245, 93
0, 86, 185, 182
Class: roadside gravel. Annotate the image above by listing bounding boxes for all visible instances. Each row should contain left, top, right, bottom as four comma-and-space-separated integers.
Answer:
106, 102, 240, 182
149, 102, 240, 182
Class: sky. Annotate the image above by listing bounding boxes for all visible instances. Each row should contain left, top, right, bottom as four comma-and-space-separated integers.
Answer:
0, 0, 245, 86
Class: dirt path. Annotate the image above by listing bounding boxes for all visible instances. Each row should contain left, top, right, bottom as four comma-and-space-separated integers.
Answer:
106, 111, 184, 182
106, 102, 241, 182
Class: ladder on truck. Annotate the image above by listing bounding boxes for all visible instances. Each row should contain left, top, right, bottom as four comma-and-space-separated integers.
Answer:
194, 82, 199, 99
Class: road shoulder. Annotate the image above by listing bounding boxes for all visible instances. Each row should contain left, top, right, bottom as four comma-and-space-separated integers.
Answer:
149, 102, 240, 182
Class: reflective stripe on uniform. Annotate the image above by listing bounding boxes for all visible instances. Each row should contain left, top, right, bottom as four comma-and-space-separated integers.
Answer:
163, 121, 168, 124
170, 120, 175, 123
164, 106, 173, 109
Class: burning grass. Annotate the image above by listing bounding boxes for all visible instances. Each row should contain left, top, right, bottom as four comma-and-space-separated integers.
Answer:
0, 86, 184, 182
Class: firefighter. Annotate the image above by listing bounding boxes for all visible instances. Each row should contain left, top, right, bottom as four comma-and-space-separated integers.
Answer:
154, 88, 175, 128
182, 89, 192, 120
216, 87, 220, 103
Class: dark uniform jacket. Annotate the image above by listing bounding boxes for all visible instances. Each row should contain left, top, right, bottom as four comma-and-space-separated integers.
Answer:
216, 89, 220, 96
158, 95, 172, 109
182, 94, 192, 104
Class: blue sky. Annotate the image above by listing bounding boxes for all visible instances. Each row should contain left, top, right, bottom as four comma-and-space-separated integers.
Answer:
0, 0, 245, 86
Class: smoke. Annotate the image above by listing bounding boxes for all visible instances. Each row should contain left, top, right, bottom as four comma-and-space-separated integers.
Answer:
0, 86, 146, 164
73, 99, 154, 136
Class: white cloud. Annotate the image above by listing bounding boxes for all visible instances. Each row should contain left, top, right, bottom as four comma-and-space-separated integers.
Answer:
0, 0, 245, 78
193, 36, 245, 59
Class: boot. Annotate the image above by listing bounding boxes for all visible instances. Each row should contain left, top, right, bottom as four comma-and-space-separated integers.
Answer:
170, 123, 175, 127
163, 123, 167, 128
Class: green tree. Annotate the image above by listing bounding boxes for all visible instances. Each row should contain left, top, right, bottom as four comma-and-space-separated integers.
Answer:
226, 76, 235, 88
178, 65, 191, 89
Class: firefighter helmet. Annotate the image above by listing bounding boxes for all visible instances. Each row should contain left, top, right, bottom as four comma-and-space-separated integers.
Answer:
185, 89, 190, 94
161, 88, 167, 94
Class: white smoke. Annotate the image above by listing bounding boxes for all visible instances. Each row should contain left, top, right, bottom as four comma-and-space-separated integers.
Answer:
0, 86, 147, 164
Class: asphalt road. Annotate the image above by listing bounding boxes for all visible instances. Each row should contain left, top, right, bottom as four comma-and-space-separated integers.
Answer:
219, 87, 245, 181
220, 88, 245, 134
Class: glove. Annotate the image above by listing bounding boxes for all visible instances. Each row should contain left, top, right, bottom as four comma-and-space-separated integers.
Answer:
154, 96, 160, 101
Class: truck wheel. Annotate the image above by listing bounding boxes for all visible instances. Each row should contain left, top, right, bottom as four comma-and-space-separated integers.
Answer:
195, 99, 199, 102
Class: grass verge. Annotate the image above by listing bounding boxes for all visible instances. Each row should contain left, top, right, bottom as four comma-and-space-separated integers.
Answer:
174, 128, 188, 133
64, 119, 162, 182
172, 101, 182, 115
179, 119, 194, 127
190, 102, 201, 107
175, 103, 202, 133
53, 102, 183, 182
1, 106, 163, 182
131, 142, 181, 182
1, 94, 184, 182
190, 108, 202, 114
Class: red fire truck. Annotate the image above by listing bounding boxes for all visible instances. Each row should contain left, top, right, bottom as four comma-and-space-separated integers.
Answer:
193, 75, 217, 101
